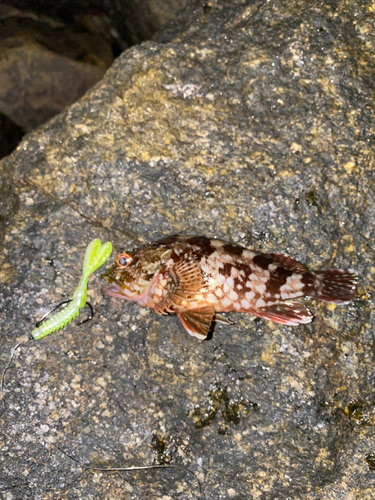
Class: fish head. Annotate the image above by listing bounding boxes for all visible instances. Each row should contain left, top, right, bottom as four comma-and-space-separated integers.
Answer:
101, 243, 172, 304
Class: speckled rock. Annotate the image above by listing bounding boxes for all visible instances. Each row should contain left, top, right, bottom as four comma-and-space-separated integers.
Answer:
1, 0, 375, 499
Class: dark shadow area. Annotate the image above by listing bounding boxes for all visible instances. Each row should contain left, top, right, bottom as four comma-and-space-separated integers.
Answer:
0, 0, 187, 158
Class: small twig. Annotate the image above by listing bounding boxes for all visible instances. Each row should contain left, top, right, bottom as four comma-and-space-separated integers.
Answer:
48, 440, 204, 499
1, 340, 205, 499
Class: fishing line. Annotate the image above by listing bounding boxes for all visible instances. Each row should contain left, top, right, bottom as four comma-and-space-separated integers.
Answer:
0, 336, 204, 499
34, 299, 94, 327
2, 238, 204, 497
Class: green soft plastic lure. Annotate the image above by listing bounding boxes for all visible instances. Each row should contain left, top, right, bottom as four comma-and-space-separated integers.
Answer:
32, 239, 112, 340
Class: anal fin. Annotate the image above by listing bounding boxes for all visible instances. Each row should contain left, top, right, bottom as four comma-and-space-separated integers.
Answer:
251, 301, 313, 326
177, 307, 215, 339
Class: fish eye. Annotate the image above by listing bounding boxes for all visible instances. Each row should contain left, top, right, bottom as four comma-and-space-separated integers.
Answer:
116, 253, 133, 268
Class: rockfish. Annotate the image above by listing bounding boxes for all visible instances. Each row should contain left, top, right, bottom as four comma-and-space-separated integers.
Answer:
101, 235, 358, 339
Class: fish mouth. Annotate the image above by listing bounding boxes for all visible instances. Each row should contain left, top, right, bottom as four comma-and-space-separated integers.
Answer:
101, 270, 157, 305
101, 282, 132, 299
101, 268, 132, 299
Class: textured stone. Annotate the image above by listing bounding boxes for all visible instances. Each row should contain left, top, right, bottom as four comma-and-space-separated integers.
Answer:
1, 0, 375, 499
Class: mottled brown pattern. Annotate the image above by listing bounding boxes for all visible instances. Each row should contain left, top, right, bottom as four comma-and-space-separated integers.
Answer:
223, 243, 244, 256
266, 266, 294, 296
301, 273, 315, 295
102, 235, 358, 339
252, 254, 275, 270
219, 263, 233, 277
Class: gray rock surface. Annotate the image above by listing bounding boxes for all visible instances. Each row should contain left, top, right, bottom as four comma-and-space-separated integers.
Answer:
1, 0, 375, 498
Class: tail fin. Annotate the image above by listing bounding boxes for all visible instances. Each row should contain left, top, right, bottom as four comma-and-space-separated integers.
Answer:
313, 269, 358, 304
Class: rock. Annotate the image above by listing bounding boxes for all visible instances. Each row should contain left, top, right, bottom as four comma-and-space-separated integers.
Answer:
0, 5, 114, 132
1, 0, 374, 498
0, 1, 188, 158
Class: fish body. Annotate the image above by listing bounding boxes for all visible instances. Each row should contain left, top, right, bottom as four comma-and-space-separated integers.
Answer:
101, 235, 358, 339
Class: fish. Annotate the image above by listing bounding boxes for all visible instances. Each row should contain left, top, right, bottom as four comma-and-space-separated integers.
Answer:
101, 235, 358, 340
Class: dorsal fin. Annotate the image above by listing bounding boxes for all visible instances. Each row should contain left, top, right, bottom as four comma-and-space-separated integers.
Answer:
266, 253, 309, 273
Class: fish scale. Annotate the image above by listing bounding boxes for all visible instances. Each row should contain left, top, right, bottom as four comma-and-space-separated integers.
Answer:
101, 235, 358, 340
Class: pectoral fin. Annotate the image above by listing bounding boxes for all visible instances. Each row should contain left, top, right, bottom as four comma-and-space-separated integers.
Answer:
177, 307, 215, 339
155, 253, 204, 314
169, 253, 204, 302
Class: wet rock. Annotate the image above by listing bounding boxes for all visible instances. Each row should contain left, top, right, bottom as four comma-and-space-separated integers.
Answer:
0, 2, 188, 158
1, 0, 374, 498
